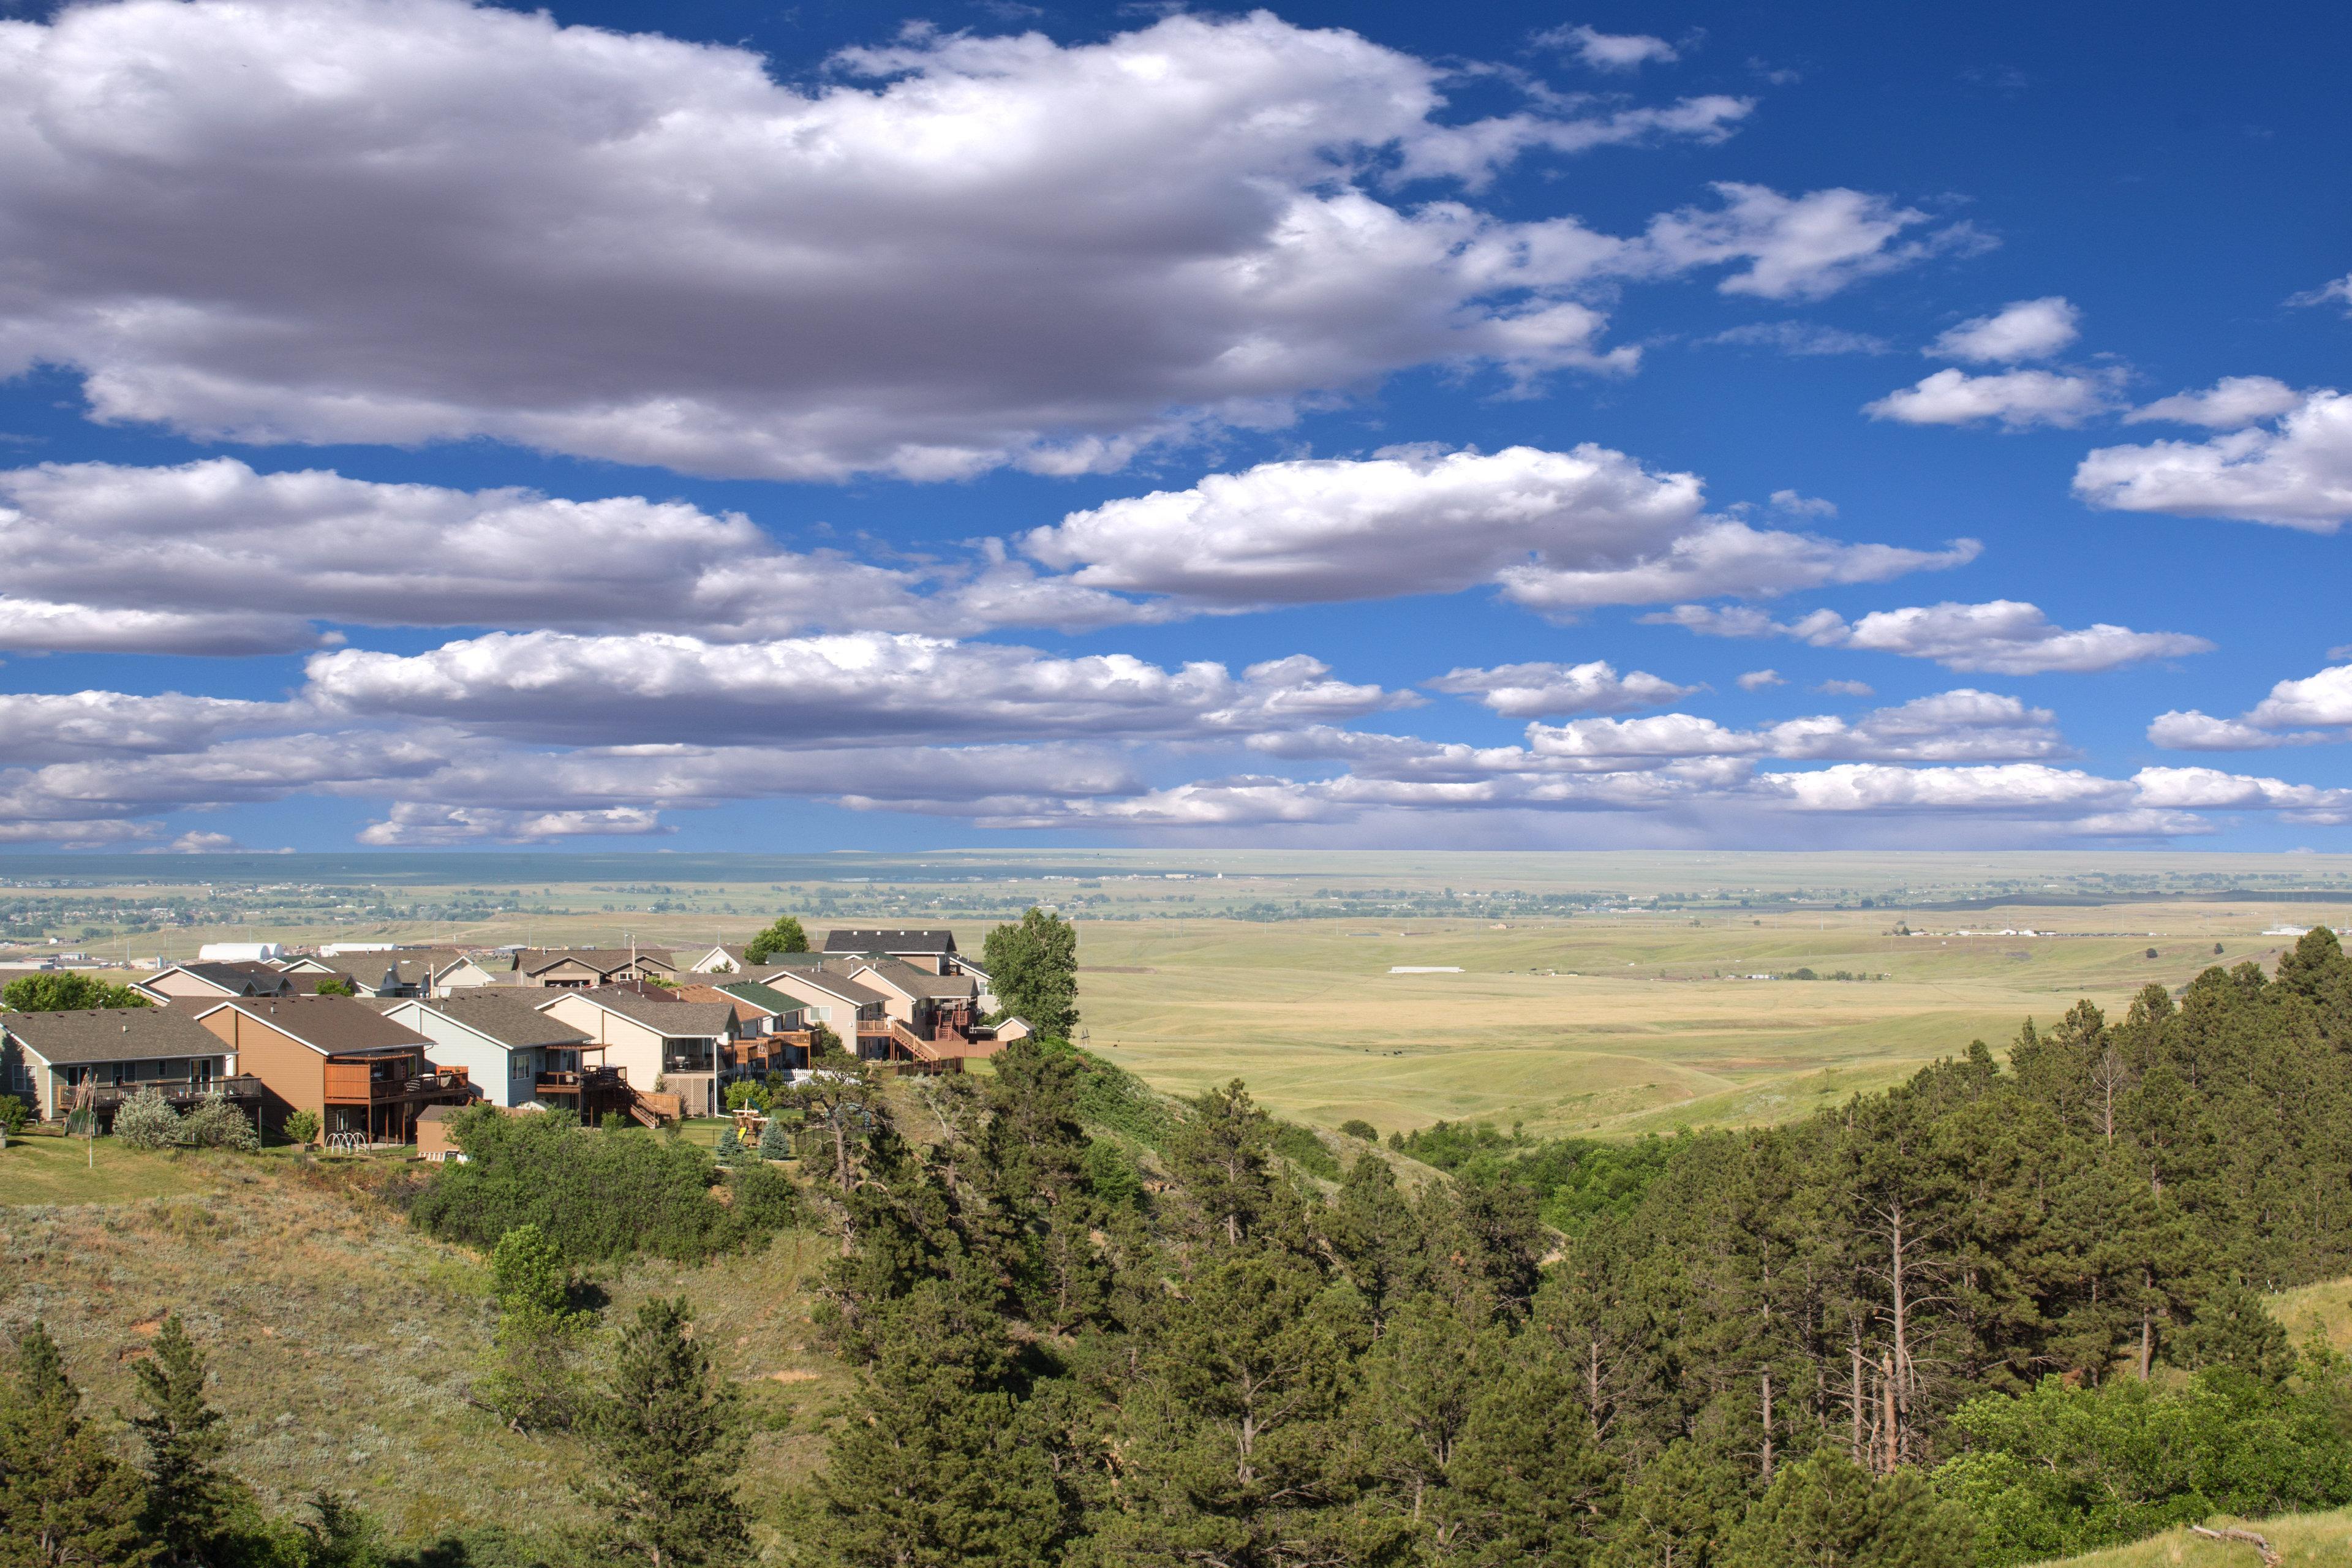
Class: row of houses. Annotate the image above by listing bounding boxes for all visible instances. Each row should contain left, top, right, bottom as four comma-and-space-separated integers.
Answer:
1, 929, 1025, 1145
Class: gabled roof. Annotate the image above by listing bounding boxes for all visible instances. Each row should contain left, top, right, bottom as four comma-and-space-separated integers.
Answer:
518, 948, 676, 976
710, 981, 802, 1017
401, 993, 594, 1050
194, 995, 435, 1057
756, 966, 889, 1009
545, 987, 736, 1038
682, 982, 804, 1028
2, 1006, 233, 1065
845, 956, 976, 1001
149, 962, 294, 997
823, 928, 957, 956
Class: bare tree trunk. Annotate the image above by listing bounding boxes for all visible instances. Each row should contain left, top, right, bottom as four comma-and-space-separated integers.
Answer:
1887, 1201, 1912, 1466
1588, 1340, 1607, 1436
2188, 1527, 2281, 1567
1760, 1368, 1775, 1483
1879, 1352, 1898, 1475
1849, 1331, 1864, 1467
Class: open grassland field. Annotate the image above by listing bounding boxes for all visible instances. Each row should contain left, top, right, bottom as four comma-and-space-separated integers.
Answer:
2034, 1509, 2352, 1567
1074, 899, 2343, 1138
10, 850, 2352, 1139
0, 1146, 848, 1553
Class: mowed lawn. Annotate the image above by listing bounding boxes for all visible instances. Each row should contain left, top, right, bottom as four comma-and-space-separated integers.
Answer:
0, 1129, 227, 1205
1077, 909, 2291, 1138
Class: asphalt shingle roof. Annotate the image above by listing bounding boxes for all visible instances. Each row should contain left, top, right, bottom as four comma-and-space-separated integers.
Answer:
413, 993, 594, 1049
2, 1006, 234, 1065
560, 987, 736, 1036
823, 928, 957, 955
517, 948, 676, 976
197, 995, 435, 1057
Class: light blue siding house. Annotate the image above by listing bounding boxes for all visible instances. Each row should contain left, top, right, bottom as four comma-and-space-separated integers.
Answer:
382, 992, 595, 1109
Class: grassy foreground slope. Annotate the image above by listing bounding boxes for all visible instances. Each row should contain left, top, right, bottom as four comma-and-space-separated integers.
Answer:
2031, 1507, 2352, 1566
0, 1137, 845, 1547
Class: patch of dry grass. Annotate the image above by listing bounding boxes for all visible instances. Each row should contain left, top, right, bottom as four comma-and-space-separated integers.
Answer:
2030, 1509, 2352, 1567
0, 1155, 846, 1550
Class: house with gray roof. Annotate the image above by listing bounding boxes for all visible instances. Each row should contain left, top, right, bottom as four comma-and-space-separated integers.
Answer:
382, 992, 598, 1110
2, 1006, 263, 1125
822, 927, 961, 974
537, 986, 738, 1117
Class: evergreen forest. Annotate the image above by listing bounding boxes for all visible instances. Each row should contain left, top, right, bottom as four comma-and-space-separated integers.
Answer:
802, 927, 2352, 1567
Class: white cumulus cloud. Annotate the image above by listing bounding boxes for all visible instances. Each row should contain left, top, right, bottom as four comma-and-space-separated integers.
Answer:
1540, 24, 1679, 71
0, 0, 1822, 481
1637, 183, 1983, 302
1023, 445, 1973, 617
1866, 368, 2118, 430
2125, 375, 2304, 429
1423, 660, 1694, 717
2075, 388, 2352, 529
300, 630, 1406, 747
1648, 598, 2211, 674
1928, 297, 2081, 363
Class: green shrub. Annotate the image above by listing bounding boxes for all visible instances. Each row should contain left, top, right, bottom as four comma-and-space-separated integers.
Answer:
1061, 1045, 1174, 1151
178, 1091, 260, 1152
112, 1086, 181, 1148
715, 1126, 744, 1164
1339, 1118, 1378, 1142
1934, 1368, 2352, 1566
412, 1105, 795, 1265
723, 1080, 772, 1113
282, 1108, 321, 1145
0, 1095, 27, 1134
1270, 1120, 1340, 1180
726, 1163, 802, 1233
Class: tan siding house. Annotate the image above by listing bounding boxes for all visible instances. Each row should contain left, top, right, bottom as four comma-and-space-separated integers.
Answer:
194, 995, 470, 1145
536, 989, 735, 1117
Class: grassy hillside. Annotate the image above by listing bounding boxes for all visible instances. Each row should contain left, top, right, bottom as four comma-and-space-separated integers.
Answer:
0, 1137, 847, 1552
2030, 1508, 2352, 1566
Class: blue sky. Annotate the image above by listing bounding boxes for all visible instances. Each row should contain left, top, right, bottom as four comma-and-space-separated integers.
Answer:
0, 0, 2346, 852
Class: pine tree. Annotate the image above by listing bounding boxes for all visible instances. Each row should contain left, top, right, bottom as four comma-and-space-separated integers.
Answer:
1096, 1249, 1374, 1565
816, 1283, 1067, 1567
0, 1322, 156, 1568
1597, 1438, 1749, 1568
129, 1314, 243, 1567
756, 1115, 791, 1161
576, 1298, 751, 1567
1169, 1080, 1280, 1250
1718, 1449, 1970, 1568
1322, 1153, 1427, 1322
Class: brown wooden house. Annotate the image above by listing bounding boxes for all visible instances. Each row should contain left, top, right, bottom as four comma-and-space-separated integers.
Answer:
193, 995, 473, 1145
